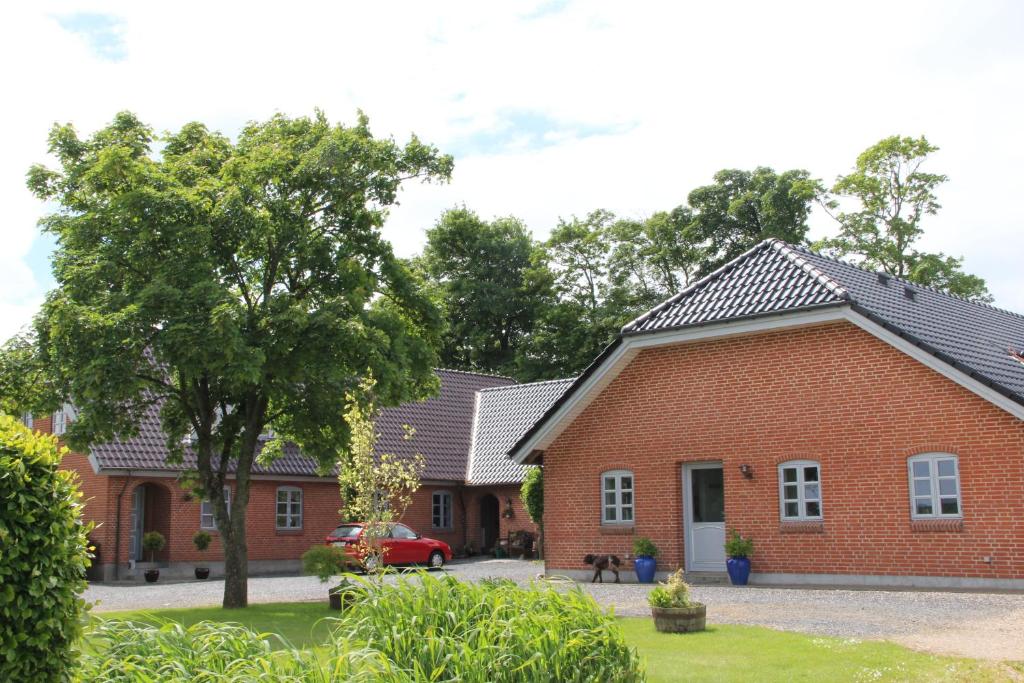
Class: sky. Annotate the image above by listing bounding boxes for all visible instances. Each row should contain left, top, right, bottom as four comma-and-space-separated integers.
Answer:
2, 1, 1023, 341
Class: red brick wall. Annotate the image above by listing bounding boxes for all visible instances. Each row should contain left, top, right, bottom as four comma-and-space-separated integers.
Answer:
542, 321, 1024, 580
400, 485, 467, 550
100, 477, 346, 564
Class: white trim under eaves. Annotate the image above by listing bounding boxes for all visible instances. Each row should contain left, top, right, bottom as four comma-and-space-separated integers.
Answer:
842, 310, 1024, 422
510, 305, 1024, 464
465, 391, 482, 483
512, 307, 849, 463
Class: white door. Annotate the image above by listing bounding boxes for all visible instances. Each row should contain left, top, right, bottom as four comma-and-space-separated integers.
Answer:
129, 487, 145, 562
683, 463, 726, 572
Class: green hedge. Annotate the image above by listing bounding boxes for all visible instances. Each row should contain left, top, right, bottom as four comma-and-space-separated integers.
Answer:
0, 414, 92, 681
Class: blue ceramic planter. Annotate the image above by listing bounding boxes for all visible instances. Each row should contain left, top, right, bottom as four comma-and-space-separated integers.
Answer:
634, 556, 657, 583
726, 557, 750, 585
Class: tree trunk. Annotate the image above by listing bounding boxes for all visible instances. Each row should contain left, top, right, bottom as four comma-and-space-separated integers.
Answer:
222, 507, 249, 608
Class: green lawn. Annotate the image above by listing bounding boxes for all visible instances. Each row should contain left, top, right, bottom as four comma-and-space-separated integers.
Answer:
95, 602, 1017, 682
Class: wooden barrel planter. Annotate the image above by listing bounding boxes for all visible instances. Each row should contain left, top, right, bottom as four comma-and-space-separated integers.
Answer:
652, 604, 706, 633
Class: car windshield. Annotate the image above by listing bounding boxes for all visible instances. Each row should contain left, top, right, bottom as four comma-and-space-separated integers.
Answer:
330, 524, 362, 538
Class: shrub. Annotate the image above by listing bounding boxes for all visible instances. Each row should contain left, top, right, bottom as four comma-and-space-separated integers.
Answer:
520, 466, 543, 524
724, 529, 754, 558
141, 531, 166, 562
192, 530, 211, 552
302, 545, 353, 583
632, 537, 659, 558
648, 569, 696, 609
335, 572, 644, 682
79, 619, 394, 682
0, 414, 92, 681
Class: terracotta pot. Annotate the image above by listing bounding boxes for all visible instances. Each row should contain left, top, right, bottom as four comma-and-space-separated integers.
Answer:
651, 604, 706, 633
144, 569, 160, 583
194, 567, 210, 580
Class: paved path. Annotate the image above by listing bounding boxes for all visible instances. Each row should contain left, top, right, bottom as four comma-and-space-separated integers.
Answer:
86, 558, 1024, 660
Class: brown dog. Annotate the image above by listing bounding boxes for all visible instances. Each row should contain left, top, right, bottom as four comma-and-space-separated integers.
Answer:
583, 554, 621, 583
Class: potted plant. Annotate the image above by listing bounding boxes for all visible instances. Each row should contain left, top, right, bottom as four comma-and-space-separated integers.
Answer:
302, 545, 359, 610
632, 537, 659, 584
724, 529, 754, 586
648, 569, 706, 632
141, 531, 166, 583
192, 530, 212, 579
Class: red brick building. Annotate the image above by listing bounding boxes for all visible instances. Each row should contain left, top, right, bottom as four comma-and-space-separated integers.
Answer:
510, 240, 1024, 589
47, 369, 556, 581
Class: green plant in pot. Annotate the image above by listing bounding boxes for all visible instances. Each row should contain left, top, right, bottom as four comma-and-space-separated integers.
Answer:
302, 545, 361, 610
632, 537, 659, 583
141, 531, 166, 583
648, 569, 705, 632
192, 530, 212, 580
724, 529, 754, 586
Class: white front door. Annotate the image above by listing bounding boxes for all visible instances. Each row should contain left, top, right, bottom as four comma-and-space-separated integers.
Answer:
683, 463, 726, 572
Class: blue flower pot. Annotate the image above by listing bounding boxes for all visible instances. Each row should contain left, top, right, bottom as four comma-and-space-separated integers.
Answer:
634, 556, 657, 584
726, 557, 750, 585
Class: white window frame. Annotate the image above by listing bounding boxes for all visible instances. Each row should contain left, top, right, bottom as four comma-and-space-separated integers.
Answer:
432, 490, 453, 530
200, 487, 231, 529
275, 486, 303, 530
778, 460, 823, 521
52, 402, 75, 436
20, 413, 33, 429
908, 453, 962, 519
601, 470, 634, 525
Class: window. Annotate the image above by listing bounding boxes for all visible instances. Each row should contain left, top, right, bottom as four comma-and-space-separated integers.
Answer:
908, 454, 961, 518
778, 461, 823, 521
20, 413, 33, 429
602, 470, 634, 524
200, 487, 231, 529
432, 491, 452, 529
52, 402, 75, 436
390, 523, 418, 539
276, 487, 303, 529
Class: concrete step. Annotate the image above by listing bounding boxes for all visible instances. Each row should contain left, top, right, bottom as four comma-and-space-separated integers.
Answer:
684, 571, 730, 586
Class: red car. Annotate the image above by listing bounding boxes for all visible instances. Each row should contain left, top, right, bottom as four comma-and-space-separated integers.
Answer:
325, 522, 452, 571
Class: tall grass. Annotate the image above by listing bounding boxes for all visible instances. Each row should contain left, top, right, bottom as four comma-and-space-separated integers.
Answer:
335, 573, 644, 682
79, 619, 396, 682
79, 573, 644, 682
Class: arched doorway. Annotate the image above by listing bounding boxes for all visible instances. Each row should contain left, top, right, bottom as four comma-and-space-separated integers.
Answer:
128, 482, 171, 563
479, 494, 500, 554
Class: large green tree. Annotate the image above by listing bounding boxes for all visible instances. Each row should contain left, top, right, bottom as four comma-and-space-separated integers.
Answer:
519, 211, 623, 379
606, 208, 701, 310
823, 135, 990, 301
685, 167, 823, 275
419, 208, 550, 376
26, 111, 451, 607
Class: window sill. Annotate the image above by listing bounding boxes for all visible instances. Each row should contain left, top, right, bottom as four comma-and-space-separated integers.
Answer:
599, 525, 635, 535
910, 518, 963, 532
779, 521, 825, 534
275, 528, 304, 535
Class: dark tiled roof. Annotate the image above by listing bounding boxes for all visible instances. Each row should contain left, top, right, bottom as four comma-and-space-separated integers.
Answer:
375, 369, 515, 480
623, 241, 849, 333
510, 239, 1024, 461
624, 239, 1024, 405
89, 369, 516, 480
467, 378, 574, 485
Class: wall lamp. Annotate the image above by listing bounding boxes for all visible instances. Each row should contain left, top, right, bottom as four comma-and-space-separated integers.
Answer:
739, 464, 754, 479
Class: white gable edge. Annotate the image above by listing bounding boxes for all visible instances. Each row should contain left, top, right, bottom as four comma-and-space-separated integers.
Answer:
512, 307, 849, 463
511, 305, 1024, 464
464, 391, 483, 482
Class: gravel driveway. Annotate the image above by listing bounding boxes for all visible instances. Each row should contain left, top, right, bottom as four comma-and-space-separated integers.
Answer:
86, 559, 1024, 661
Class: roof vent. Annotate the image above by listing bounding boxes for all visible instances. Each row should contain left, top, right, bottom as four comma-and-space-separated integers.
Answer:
1010, 347, 1024, 366
903, 285, 915, 301
877, 273, 890, 286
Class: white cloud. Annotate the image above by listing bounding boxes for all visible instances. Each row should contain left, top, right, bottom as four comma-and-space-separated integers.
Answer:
2, 0, 1023, 342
